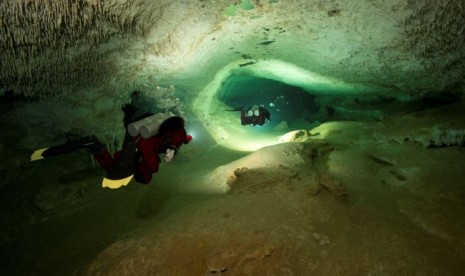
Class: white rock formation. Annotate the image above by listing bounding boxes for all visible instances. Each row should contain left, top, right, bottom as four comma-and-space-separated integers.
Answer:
0, 0, 464, 147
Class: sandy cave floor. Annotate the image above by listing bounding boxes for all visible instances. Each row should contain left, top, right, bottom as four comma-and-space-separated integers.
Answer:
1, 105, 465, 275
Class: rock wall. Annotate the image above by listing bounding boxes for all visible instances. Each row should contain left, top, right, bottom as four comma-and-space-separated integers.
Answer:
403, 0, 465, 93
1, 0, 464, 98
1, 0, 464, 146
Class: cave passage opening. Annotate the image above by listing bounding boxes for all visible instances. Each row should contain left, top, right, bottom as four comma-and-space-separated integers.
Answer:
218, 73, 319, 133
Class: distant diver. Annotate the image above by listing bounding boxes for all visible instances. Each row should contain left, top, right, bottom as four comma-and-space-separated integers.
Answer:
226, 105, 271, 126
31, 110, 192, 189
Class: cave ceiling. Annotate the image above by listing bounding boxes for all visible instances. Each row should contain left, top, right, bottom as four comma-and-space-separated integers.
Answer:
0, 0, 464, 150
1, 0, 464, 98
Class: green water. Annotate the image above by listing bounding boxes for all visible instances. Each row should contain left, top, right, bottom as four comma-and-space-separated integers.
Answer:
219, 73, 319, 130
0, 103, 246, 275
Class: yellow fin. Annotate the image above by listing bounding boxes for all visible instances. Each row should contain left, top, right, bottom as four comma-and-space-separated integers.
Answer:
30, 148, 49, 161
102, 175, 133, 189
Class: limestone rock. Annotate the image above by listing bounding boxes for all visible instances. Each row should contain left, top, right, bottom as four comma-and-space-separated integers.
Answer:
317, 172, 348, 200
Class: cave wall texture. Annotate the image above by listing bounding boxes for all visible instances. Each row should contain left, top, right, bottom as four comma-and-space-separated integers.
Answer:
0, 0, 464, 148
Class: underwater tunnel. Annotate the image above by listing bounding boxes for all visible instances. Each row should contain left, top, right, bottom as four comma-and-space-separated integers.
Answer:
218, 74, 319, 129
192, 59, 375, 151
1, 0, 465, 275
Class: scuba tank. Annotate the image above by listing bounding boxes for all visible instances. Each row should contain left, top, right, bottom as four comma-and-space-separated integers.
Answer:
127, 113, 167, 139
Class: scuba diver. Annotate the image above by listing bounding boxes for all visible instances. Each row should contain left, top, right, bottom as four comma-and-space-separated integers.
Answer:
240, 105, 271, 126
92, 115, 192, 187
31, 112, 192, 189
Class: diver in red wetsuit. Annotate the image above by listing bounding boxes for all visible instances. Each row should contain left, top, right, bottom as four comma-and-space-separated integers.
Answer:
92, 116, 192, 184
240, 105, 271, 126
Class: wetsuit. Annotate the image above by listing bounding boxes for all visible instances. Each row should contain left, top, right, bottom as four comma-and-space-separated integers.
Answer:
94, 124, 190, 184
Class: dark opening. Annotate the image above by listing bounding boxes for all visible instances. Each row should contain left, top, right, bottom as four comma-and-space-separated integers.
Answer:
218, 74, 319, 130
0, 89, 38, 103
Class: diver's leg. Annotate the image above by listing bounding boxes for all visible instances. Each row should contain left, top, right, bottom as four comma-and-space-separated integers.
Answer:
86, 136, 118, 171
93, 150, 116, 171
241, 109, 248, 125
133, 159, 156, 184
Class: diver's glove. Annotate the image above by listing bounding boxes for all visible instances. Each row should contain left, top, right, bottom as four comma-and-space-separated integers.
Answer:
164, 148, 175, 162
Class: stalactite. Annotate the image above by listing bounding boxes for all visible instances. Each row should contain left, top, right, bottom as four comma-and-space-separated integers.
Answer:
0, 0, 147, 98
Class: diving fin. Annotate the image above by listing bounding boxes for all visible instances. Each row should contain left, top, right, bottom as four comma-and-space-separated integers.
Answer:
30, 136, 101, 161
102, 174, 133, 189
101, 142, 137, 189
30, 148, 49, 161
30, 136, 136, 190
